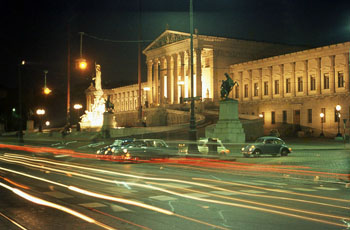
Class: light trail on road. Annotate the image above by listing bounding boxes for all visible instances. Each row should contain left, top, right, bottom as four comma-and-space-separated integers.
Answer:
0, 154, 348, 229
0, 181, 115, 230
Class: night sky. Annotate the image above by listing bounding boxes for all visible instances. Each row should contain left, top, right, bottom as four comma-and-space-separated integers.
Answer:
0, 0, 349, 127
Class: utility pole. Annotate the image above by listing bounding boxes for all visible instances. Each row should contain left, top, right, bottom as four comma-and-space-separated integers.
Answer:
67, 24, 71, 125
137, 0, 142, 123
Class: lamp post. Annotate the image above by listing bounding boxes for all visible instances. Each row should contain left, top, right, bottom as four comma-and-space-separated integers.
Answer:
17, 60, 26, 143
36, 109, 45, 132
43, 70, 51, 95
320, 112, 325, 137
336, 105, 342, 137
73, 104, 83, 131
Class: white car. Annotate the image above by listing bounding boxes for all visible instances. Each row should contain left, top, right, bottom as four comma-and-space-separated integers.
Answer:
179, 138, 230, 155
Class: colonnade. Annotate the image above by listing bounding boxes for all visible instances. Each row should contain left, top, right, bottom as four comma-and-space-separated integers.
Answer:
232, 53, 350, 102
146, 49, 203, 105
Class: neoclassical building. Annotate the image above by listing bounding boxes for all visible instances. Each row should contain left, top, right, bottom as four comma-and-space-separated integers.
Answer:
86, 30, 349, 136
230, 42, 350, 136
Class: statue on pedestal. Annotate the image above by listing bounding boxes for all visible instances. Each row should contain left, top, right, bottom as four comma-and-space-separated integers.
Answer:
220, 73, 239, 100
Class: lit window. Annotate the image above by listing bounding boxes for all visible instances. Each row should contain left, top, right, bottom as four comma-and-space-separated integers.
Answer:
338, 71, 344, 88
297, 77, 303, 92
323, 73, 329, 89
286, 78, 291, 93
264, 82, 268, 95
274, 80, 279, 94
310, 75, 316, 91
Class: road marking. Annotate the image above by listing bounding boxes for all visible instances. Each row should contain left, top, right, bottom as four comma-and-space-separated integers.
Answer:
149, 195, 177, 201
313, 187, 339, 191
239, 190, 266, 194
110, 204, 133, 212
234, 180, 266, 186
43, 191, 73, 199
79, 202, 107, 208
210, 191, 239, 196
163, 183, 192, 188
254, 180, 287, 186
183, 193, 210, 198
290, 188, 317, 192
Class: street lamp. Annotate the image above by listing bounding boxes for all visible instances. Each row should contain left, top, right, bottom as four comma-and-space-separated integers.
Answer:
336, 105, 342, 137
17, 60, 26, 143
320, 112, 324, 137
73, 104, 83, 131
36, 109, 45, 132
43, 70, 52, 95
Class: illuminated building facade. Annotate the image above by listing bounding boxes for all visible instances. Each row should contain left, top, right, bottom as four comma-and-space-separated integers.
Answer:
230, 42, 350, 136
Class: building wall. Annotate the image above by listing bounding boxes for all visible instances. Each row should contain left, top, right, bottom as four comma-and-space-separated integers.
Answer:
230, 42, 350, 137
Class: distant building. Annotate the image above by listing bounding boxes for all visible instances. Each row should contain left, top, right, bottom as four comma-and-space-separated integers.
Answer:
230, 42, 350, 136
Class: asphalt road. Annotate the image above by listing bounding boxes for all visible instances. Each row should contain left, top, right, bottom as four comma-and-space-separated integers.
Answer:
0, 144, 349, 230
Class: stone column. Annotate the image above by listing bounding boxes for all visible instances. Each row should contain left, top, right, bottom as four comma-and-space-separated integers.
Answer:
147, 60, 153, 104
239, 71, 243, 101
291, 62, 296, 97
344, 53, 350, 92
166, 55, 172, 104
316, 58, 321, 95
160, 57, 165, 104
173, 53, 178, 104
303, 60, 308, 96
268, 66, 273, 99
180, 52, 185, 100
248, 70, 253, 100
280, 64, 284, 98
195, 48, 202, 98
187, 50, 191, 97
258, 68, 263, 100
329, 55, 335, 94
153, 59, 159, 104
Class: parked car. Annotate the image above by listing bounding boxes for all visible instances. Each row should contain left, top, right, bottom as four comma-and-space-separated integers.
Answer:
179, 138, 230, 155
241, 136, 292, 157
96, 138, 135, 159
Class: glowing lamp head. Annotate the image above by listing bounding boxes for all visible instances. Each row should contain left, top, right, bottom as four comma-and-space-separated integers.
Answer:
320, 113, 324, 118
74, 104, 83, 110
36, 109, 45, 115
43, 87, 52, 95
76, 58, 87, 70
336, 105, 341, 111
45, 121, 50, 126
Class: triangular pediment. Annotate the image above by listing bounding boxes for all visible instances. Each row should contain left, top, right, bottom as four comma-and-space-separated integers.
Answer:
143, 30, 190, 53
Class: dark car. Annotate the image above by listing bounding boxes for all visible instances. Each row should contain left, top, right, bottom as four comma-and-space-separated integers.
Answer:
96, 138, 135, 160
241, 136, 292, 157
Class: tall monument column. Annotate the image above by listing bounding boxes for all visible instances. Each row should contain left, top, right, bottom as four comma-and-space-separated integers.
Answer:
195, 48, 202, 98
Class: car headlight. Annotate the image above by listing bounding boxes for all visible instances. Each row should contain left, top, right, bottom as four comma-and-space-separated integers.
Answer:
288, 148, 292, 152
241, 147, 245, 151
248, 145, 255, 152
97, 150, 100, 154
123, 148, 128, 153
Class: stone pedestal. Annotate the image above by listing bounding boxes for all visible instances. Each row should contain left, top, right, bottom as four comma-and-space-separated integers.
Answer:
102, 112, 115, 138
210, 100, 245, 143
26, 120, 34, 132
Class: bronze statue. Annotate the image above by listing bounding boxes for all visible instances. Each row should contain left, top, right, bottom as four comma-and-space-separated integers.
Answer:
105, 95, 114, 113
220, 73, 239, 100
